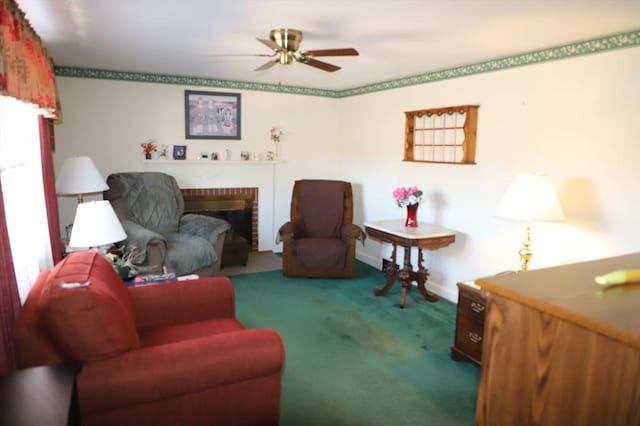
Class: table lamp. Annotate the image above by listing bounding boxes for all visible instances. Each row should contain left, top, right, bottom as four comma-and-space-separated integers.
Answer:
56, 156, 109, 203
68, 200, 126, 249
495, 173, 565, 271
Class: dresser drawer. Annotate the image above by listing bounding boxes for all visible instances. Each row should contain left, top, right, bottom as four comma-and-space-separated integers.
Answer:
451, 281, 486, 365
454, 314, 484, 363
458, 291, 486, 323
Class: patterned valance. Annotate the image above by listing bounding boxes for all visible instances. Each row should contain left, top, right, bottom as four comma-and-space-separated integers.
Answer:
0, 0, 58, 117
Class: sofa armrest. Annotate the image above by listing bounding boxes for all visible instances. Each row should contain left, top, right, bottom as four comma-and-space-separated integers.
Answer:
129, 277, 235, 329
77, 328, 285, 416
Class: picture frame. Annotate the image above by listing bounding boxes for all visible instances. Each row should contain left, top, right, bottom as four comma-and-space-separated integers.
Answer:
184, 90, 241, 140
173, 145, 187, 160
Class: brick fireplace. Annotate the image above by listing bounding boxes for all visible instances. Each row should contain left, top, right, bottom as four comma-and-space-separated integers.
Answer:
181, 187, 258, 251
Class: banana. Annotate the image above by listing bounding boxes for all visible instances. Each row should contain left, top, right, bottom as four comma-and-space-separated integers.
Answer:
594, 269, 640, 286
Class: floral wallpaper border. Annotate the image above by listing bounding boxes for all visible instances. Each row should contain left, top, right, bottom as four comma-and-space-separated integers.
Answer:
55, 29, 640, 99
54, 67, 339, 98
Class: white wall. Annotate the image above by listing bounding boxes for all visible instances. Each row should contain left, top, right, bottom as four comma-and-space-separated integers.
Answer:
54, 79, 343, 251
54, 46, 640, 301
339, 47, 640, 300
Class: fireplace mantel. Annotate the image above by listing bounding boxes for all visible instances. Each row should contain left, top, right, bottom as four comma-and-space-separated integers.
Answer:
140, 160, 280, 252
143, 160, 284, 165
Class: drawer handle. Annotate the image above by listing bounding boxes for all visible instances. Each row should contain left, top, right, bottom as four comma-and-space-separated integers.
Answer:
468, 332, 483, 344
471, 302, 485, 313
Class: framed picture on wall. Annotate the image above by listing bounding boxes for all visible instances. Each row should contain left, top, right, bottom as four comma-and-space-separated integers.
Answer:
184, 90, 241, 140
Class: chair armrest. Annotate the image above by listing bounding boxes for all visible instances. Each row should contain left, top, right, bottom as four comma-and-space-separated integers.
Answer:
180, 214, 231, 246
341, 223, 366, 246
277, 221, 298, 244
129, 277, 235, 329
121, 220, 167, 266
77, 328, 285, 416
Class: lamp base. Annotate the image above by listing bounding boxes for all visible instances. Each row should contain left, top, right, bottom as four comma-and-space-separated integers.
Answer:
518, 224, 533, 271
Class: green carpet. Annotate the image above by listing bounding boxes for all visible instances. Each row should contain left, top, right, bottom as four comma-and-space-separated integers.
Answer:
230, 261, 479, 426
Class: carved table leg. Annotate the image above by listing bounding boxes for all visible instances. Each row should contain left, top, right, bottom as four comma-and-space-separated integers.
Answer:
374, 244, 398, 296
398, 246, 413, 308
416, 248, 438, 302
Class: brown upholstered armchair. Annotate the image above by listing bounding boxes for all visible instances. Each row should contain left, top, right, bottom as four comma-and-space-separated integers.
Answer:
15, 251, 285, 426
278, 179, 365, 278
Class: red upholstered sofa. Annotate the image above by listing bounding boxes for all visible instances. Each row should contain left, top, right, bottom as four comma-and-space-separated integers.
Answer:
15, 251, 285, 426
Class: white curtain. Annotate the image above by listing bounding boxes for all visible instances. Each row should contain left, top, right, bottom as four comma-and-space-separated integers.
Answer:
0, 96, 54, 303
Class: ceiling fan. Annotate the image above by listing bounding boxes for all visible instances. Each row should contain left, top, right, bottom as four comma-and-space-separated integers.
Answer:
253, 28, 359, 72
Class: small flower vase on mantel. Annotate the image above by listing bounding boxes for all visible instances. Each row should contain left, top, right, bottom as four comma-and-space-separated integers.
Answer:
145, 153, 152, 160
270, 126, 283, 160
405, 204, 419, 227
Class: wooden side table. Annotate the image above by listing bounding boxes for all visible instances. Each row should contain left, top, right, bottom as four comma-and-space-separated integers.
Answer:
0, 363, 80, 426
451, 281, 486, 365
364, 220, 456, 308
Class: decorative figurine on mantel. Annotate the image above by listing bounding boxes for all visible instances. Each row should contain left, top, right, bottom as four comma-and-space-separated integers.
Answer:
158, 144, 169, 159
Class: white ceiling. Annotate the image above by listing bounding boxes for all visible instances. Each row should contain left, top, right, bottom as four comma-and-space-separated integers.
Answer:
17, 0, 640, 91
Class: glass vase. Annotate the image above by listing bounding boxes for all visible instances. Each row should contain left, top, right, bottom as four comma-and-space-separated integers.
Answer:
274, 142, 281, 160
405, 203, 419, 227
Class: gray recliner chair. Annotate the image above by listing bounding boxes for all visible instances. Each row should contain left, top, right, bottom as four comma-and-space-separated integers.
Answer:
104, 172, 230, 276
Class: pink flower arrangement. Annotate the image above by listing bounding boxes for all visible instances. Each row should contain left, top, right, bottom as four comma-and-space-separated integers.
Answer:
393, 186, 423, 207
270, 126, 283, 143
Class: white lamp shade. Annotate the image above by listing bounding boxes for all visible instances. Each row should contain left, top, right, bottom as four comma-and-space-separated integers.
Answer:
496, 173, 565, 223
56, 156, 108, 196
69, 201, 127, 248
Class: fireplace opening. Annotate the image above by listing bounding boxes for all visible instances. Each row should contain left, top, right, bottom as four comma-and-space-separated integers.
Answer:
181, 188, 258, 259
206, 208, 252, 247
183, 195, 253, 246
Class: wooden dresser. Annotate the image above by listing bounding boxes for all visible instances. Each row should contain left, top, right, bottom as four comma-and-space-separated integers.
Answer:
451, 281, 486, 365
474, 253, 640, 426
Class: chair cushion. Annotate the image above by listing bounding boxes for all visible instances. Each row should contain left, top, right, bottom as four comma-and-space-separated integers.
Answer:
139, 318, 244, 348
106, 172, 183, 235
40, 251, 140, 361
164, 233, 216, 275
297, 180, 345, 238
294, 238, 346, 269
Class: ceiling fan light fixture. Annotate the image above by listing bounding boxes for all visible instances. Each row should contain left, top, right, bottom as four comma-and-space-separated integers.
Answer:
270, 28, 303, 52
254, 28, 358, 73
279, 51, 294, 65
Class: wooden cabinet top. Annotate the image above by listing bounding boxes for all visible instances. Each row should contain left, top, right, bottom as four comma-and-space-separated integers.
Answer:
476, 252, 640, 350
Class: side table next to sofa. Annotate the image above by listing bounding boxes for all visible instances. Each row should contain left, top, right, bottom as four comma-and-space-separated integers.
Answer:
0, 363, 79, 426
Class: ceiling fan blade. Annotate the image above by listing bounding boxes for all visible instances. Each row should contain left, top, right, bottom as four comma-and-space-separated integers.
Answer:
255, 59, 278, 71
257, 38, 280, 52
301, 57, 341, 72
208, 53, 274, 58
303, 48, 359, 57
